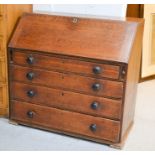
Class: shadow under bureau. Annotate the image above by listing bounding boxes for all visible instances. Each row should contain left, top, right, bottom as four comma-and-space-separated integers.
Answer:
8, 13, 144, 148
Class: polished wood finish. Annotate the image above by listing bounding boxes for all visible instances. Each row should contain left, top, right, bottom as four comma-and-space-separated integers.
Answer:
0, 4, 32, 116
8, 13, 144, 147
11, 100, 120, 143
12, 51, 120, 80
10, 65, 123, 99
121, 19, 144, 139
11, 82, 122, 120
9, 13, 141, 63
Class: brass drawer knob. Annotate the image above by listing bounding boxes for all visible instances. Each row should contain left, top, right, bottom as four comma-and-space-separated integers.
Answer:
90, 124, 97, 132
26, 72, 35, 80
92, 83, 101, 91
27, 111, 34, 118
91, 102, 99, 110
27, 90, 35, 97
27, 56, 34, 64
93, 66, 102, 74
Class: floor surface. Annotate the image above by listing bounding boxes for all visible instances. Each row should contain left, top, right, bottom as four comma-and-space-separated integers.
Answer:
0, 80, 155, 151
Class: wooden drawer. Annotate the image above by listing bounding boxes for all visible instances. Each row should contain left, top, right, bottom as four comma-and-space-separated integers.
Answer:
11, 65, 123, 99
12, 51, 120, 80
11, 82, 122, 119
0, 58, 6, 82
11, 100, 120, 143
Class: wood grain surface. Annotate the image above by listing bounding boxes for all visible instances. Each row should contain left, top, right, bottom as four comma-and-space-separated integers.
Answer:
8, 13, 143, 63
11, 100, 120, 143
11, 82, 122, 120
10, 65, 123, 99
12, 50, 120, 80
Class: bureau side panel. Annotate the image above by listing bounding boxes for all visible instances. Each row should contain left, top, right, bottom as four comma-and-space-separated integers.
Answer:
121, 21, 144, 140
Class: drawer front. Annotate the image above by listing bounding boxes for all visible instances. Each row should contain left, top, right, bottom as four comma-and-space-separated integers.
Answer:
12, 51, 120, 80
11, 65, 123, 99
11, 82, 122, 119
11, 100, 120, 142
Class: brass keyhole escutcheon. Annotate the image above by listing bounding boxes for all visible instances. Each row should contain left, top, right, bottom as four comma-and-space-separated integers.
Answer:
72, 17, 78, 24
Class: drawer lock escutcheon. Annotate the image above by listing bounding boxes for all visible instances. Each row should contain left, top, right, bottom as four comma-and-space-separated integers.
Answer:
72, 17, 78, 24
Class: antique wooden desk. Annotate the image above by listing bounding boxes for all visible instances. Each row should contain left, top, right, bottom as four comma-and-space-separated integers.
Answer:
8, 13, 144, 148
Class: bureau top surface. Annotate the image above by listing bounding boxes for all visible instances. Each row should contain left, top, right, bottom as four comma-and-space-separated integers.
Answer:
8, 13, 143, 63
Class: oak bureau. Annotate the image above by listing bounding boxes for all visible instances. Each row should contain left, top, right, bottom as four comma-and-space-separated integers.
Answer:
8, 13, 144, 148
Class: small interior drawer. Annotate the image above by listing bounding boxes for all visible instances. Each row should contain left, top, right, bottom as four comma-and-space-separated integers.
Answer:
11, 100, 120, 143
